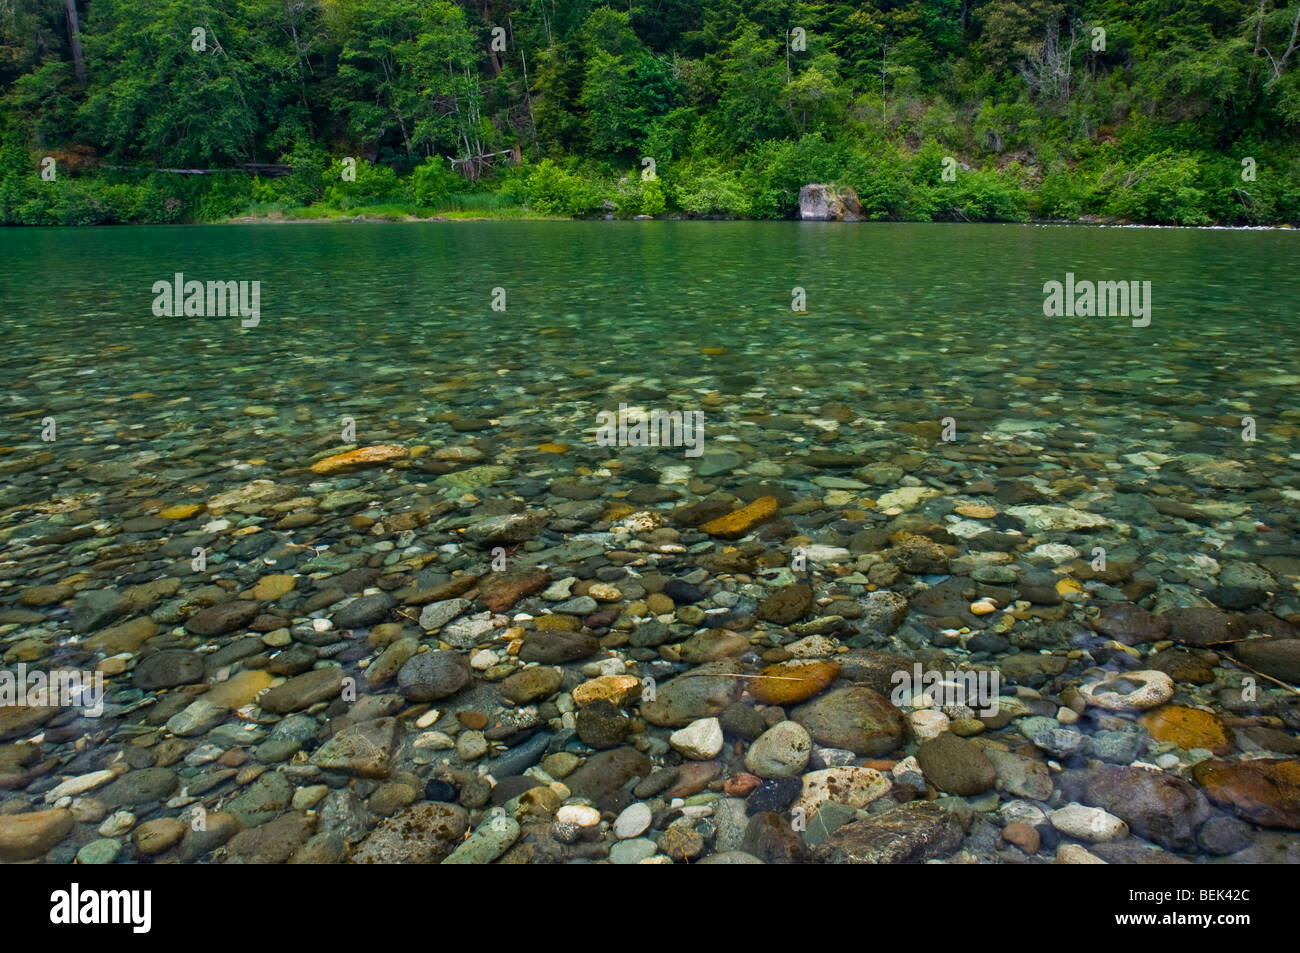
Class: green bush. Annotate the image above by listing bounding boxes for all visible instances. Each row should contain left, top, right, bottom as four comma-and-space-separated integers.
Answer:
1098, 150, 1210, 225
412, 156, 462, 209
275, 139, 331, 206
1033, 168, 1095, 220
525, 159, 604, 215
670, 161, 751, 217
321, 158, 405, 210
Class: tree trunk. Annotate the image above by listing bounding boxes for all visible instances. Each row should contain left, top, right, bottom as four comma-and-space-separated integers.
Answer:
65, 0, 86, 86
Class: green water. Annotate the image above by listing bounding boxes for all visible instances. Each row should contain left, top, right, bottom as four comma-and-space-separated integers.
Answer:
2, 222, 1297, 462
2, 221, 1300, 865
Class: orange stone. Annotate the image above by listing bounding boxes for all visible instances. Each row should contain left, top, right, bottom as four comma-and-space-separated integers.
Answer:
309, 445, 407, 475
750, 660, 840, 705
955, 504, 997, 519
1193, 758, 1300, 829
537, 443, 570, 454
699, 496, 780, 539
1140, 705, 1234, 755
723, 773, 762, 797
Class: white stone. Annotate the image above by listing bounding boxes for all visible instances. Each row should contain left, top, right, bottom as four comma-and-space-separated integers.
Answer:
542, 576, 578, 601
1005, 505, 1111, 533
470, 649, 498, 670
1055, 843, 1107, 864
794, 767, 891, 818
802, 545, 850, 562
613, 802, 653, 839
556, 804, 601, 828
1027, 543, 1080, 565
1049, 802, 1129, 842
785, 634, 838, 658
413, 731, 455, 750
1080, 670, 1174, 711
43, 769, 116, 803
670, 718, 724, 760
1000, 799, 1047, 828
910, 709, 950, 741
876, 486, 941, 510
98, 810, 135, 837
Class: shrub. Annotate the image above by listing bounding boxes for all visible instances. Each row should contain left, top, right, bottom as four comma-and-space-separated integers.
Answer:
321, 158, 404, 209
525, 159, 603, 215
412, 156, 462, 209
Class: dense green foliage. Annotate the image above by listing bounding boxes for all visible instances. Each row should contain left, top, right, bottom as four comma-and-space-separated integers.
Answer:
1, 0, 1297, 224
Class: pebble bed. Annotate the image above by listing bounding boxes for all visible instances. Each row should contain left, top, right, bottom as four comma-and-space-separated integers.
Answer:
1, 226, 1298, 865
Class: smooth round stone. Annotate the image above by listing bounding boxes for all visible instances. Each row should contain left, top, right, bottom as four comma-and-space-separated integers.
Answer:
614, 802, 653, 839
456, 731, 488, 760
609, 837, 658, 864
97, 811, 135, 837
744, 721, 812, 778
76, 839, 122, 865
1048, 803, 1130, 842
909, 709, 950, 741
292, 784, 329, 811
555, 804, 601, 828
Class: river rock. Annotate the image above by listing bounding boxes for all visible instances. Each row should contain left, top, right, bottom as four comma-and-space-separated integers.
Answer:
133, 649, 205, 690
309, 445, 407, 475
745, 721, 812, 778
812, 802, 963, 864
1231, 638, 1300, 684
184, 601, 260, 636
70, 589, 131, 634
740, 811, 807, 863
260, 667, 346, 713
670, 717, 724, 760
915, 732, 996, 795
397, 650, 471, 701
97, 767, 178, 808
311, 717, 398, 778
418, 598, 471, 631
1092, 605, 1169, 644
641, 660, 746, 727
0, 808, 73, 861
564, 747, 651, 806
799, 184, 863, 222
792, 687, 909, 756
467, 512, 547, 545
1080, 765, 1211, 851
794, 766, 891, 818
443, 812, 520, 864
500, 666, 563, 704
1079, 670, 1173, 711
1192, 759, 1300, 829
1048, 803, 1129, 842
750, 660, 839, 705
758, 584, 813, 624
1161, 607, 1246, 646
351, 802, 469, 863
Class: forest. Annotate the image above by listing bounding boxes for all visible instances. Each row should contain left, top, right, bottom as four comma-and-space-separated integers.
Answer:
0, 0, 1297, 225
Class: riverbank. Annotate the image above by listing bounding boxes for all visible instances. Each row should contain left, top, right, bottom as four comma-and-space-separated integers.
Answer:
223, 206, 1300, 230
